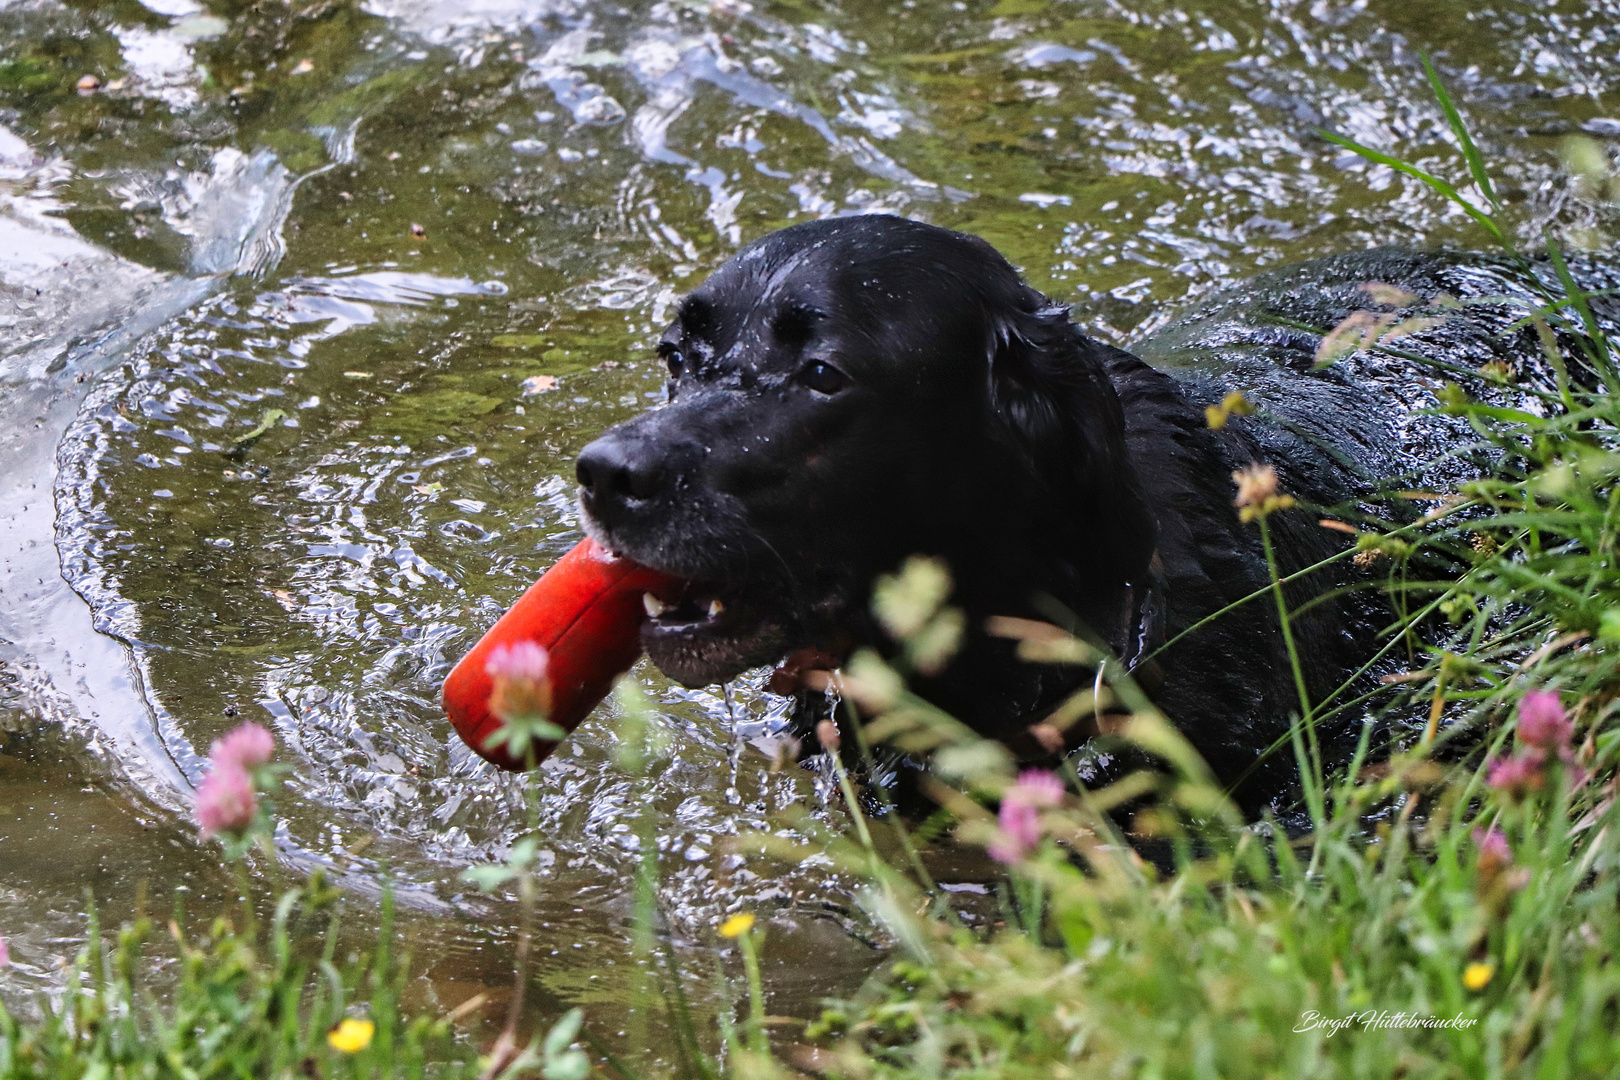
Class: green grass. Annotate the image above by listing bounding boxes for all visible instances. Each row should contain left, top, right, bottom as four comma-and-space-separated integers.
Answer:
0, 876, 474, 1079
5, 57, 1620, 1080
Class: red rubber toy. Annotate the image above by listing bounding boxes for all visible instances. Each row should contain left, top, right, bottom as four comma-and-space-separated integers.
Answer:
442, 537, 679, 770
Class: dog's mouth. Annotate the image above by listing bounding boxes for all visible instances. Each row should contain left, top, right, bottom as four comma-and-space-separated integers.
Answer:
634, 578, 791, 687
639, 586, 729, 632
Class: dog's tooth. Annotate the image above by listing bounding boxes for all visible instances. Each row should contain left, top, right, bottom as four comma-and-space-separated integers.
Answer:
708, 599, 725, 618
643, 593, 667, 618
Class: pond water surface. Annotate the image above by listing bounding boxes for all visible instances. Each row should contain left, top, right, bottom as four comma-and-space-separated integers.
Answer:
2, 0, 1617, 1063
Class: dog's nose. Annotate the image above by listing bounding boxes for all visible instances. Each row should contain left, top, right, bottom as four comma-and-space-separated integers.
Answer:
576, 435, 667, 503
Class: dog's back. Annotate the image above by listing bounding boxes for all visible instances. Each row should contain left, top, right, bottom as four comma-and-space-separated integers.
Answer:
1106, 248, 1620, 798
571, 215, 1620, 809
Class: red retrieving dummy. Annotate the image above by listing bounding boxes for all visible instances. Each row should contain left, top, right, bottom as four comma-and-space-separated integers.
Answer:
441, 537, 679, 771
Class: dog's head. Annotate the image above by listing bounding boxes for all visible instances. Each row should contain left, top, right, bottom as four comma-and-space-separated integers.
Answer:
577, 216, 1152, 688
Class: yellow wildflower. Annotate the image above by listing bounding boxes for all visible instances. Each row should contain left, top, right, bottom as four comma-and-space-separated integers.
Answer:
328, 1017, 375, 1053
1205, 390, 1255, 430
1462, 962, 1494, 991
719, 913, 755, 939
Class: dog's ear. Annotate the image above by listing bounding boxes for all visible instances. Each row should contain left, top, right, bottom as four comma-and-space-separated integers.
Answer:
986, 301, 1155, 590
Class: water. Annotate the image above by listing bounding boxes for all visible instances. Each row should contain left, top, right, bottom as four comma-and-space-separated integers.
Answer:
2, 0, 1618, 1060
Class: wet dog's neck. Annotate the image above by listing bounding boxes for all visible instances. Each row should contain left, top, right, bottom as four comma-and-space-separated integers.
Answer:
873, 340, 1165, 752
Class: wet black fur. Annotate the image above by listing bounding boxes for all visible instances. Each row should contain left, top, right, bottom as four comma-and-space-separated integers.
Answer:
576, 215, 1617, 807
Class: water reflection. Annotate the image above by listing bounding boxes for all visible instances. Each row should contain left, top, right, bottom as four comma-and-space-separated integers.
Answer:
2, 0, 1618, 1053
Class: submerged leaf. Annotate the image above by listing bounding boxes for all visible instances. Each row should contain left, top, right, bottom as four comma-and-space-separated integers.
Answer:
227, 408, 288, 457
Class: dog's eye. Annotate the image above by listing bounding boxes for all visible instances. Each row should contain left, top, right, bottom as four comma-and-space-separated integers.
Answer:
661, 346, 684, 379
799, 361, 850, 395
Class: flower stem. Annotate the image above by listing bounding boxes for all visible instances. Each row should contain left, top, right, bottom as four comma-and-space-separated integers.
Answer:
738, 929, 768, 1055
825, 737, 877, 857
1259, 517, 1327, 850
482, 748, 541, 1080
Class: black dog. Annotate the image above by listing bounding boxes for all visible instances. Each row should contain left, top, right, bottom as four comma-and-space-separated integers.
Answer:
574, 215, 1612, 803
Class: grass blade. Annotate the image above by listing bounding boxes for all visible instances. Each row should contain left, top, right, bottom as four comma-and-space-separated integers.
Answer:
1544, 232, 1619, 392
1317, 129, 1510, 251
1422, 53, 1499, 213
